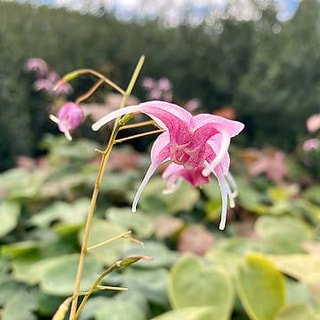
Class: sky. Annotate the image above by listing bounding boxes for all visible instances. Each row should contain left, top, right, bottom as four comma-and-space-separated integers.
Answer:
14, 0, 301, 23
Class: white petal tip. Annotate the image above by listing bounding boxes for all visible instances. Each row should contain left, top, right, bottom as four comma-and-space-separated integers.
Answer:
64, 131, 72, 141
219, 224, 225, 231
49, 114, 59, 124
92, 123, 101, 131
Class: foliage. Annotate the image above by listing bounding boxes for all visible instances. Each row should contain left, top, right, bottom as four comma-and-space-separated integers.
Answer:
1, 135, 320, 319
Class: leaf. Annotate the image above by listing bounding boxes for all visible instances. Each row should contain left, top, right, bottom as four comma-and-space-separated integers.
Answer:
255, 216, 312, 254
0, 168, 45, 200
268, 254, 320, 283
122, 241, 178, 268
275, 303, 315, 320
151, 307, 218, 320
2, 289, 37, 320
30, 198, 91, 228
95, 298, 147, 320
106, 207, 154, 239
138, 177, 199, 215
168, 254, 234, 320
0, 201, 20, 237
122, 268, 169, 306
235, 253, 285, 320
1, 241, 40, 258
40, 254, 102, 296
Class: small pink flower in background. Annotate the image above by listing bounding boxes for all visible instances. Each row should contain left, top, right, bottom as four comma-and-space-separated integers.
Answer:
92, 100, 244, 229
55, 81, 73, 95
307, 113, 320, 133
142, 77, 155, 90
26, 57, 73, 95
50, 102, 84, 141
25, 58, 48, 77
33, 78, 54, 91
142, 77, 173, 102
303, 138, 320, 151
243, 149, 288, 185
158, 77, 171, 91
184, 99, 200, 113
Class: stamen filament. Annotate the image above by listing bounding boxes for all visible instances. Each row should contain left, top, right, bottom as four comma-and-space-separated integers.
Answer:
118, 120, 159, 130
114, 129, 164, 144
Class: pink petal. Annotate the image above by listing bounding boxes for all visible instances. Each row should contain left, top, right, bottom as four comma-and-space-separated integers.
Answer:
191, 114, 245, 137
132, 132, 170, 211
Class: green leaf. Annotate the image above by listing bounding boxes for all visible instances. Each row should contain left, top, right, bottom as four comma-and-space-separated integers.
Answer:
122, 241, 178, 268
0, 168, 45, 200
235, 253, 285, 320
122, 268, 169, 306
40, 254, 102, 296
255, 216, 312, 254
1, 241, 40, 258
275, 303, 315, 320
0, 201, 20, 237
106, 207, 154, 238
95, 298, 147, 320
151, 307, 218, 320
168, 254, 234, 320
30, 198, 90, 228
138, 177, 199, 215
2, 290, 37, 320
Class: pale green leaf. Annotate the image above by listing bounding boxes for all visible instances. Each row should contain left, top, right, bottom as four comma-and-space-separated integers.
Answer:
236, 253, 285, 320
0, 201, 20, 237
168, 254, 234, 320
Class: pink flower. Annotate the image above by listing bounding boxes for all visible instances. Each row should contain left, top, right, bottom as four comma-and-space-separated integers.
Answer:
158, 77, 171, 91
33, 78, 54, 91
25, 58, 48, 77
307, 114, 320, 133
50, 102, 84, 141
55, 82, 73, 95
303, 138, 320, 151
142, 77, 155, 90
92, 101, 244, 229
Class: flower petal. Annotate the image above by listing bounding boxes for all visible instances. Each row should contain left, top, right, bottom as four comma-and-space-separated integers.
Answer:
191, 114, 244, 137
92, 104, 141, 131
203, 131, 231, 176
132, 132, 170, 212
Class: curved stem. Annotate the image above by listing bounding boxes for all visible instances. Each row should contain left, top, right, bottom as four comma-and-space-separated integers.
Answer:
56, 69, 125, 95
68, 55, 145, 320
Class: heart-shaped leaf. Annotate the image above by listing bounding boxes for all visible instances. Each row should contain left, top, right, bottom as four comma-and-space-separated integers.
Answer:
168, 254, 234, 320
236, 253, 285, 320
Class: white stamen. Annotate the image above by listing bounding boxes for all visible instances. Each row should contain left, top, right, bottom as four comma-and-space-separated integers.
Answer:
226, 173, 238, 198
49, 114, 59, 124
92, 105, 140, 131
217, 175, 228, 230
64, 130, 72, 141
132, 163, 158, 212
202, 132, 230, 176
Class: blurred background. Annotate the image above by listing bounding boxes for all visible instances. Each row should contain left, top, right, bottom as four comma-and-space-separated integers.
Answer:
0, 0, 317, 170
1, 1, 320, 320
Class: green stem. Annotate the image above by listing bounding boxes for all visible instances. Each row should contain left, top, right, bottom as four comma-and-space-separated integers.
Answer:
68, 55, 145, 320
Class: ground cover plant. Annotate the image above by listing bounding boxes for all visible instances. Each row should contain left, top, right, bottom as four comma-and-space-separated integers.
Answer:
1, 52, 320, 320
